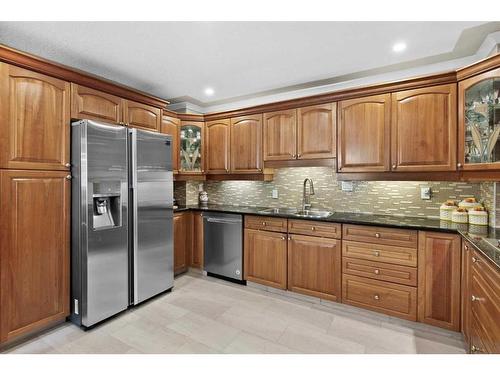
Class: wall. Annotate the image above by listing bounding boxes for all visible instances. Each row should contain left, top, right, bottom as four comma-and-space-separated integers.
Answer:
175, 167, 498, 225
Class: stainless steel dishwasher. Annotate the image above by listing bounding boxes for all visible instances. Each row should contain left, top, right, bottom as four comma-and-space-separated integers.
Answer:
203, 212, 243, 281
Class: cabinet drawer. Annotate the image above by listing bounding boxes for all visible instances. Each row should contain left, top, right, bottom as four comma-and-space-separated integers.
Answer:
245, 215, 287, 233
288, 219, 341, 239
343, 224, 417, 248
342, 274, 417, 321
342, 240, 417, 267
342, 257, 417, 286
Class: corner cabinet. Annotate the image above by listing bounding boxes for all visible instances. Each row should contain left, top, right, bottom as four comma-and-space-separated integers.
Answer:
179, 121, 205, 174
338, 94, 391, 172
160, 114, 180, 173
71, 84, 123, 124
391, 84, 457, 172
0, 170, 70, 344
458, 67, 500, 171
206, 119, 230, 174
123, 100, 161, 132
0, 62, 71, 171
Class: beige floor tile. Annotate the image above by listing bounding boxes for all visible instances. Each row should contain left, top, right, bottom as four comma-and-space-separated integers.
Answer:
167, 292, 232, 319
176, 338, 221, 354
265, 299, 334, 332
56, 329, 135, 354
223, 331, 297, 354
4, 336, 58, 354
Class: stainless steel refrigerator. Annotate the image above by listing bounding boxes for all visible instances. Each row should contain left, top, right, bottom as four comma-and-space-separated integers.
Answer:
71, 119, 173, 328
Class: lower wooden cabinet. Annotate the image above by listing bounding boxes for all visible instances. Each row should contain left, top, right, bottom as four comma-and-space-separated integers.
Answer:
461, 240, 472, 342
418, 231, 461, 331
173, 212, 190, 275
288, 234, 341, 301
0, 170, 70, 344
190, 211, 204, 269
244, 228, 287, 289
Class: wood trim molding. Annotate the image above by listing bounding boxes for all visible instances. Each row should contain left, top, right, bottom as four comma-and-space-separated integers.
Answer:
204, 71, 458, 121
0, 43, 169, 109
177, 113, 205, 122
456, 53, 500, 81
264, 158, 335, 169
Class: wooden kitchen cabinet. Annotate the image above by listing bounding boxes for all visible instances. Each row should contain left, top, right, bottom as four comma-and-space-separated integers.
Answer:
297, 103, 336, 159
0, 62, 71, 171
244, 228, 287, 289
230, 114, 263, 173
123, 99, 161, 131
391, 84, 457, 172
160, 114, 180, 173
338, 94, 391, 172
287, 234, 341, 301
206, 119, 231, 174
71, 84, 123, 124
263, 109, 297, 161
173, 212, 190, 275
418, 231, 461, 331
461, 240, 472, 342
179, 121, 205, 174
190, 211, 204, 269
0, 170, 70, 344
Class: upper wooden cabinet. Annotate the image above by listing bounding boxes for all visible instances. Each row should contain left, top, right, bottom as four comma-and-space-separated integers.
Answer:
418, 231, 461, 331
230, 114, 263, 173
391, 84, 457, 172
206, 119, 230, 174
71, 84, 123, 124
263, 109, 297, 161
179, 120, 205, 174
160, 114, 180, 173
338, 94, 391, 172
263, 104, 336, 162
297, 103, 336, 159
458, 67, 500, 171
0, 62, 70, 171
0, 170, 70, 343
123, 100, 161, 132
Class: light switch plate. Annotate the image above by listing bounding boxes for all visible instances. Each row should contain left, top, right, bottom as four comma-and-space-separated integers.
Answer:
272, 189, 279, 199
420, 186, 432, 200
341, 181, 354, 192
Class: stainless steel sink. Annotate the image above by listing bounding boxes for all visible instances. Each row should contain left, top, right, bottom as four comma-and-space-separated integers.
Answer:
258, 207, 298, 215
293, 209, 334, 218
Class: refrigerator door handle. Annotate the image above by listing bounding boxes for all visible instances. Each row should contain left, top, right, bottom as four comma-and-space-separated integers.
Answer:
129, 129, 139, 303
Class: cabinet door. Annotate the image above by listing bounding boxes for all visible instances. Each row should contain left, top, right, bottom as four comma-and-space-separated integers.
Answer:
123, 100, 161, 131
179, 121, 205, 174
391, 84, 457, 172
244, 229, 287, 289
338, 94, 391, 172
297, 103, 336, 159
191, 211, 204, 269
0, 63, 70, 171
160, 114, 180, 172
461, 241, 472, 343
206, 119, 230, 174
71, 84, 123, 124
418, 231, 461, 331
230, 114, 263, 173
173, 212, 190, 275
288, 234, 341, 301
263, 109, 297, 161
0, 170, 70, 343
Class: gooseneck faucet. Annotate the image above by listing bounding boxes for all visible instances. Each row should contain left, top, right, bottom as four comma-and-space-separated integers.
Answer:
302, 178, 315, 211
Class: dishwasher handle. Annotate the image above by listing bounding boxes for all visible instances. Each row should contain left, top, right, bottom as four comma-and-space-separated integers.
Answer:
205, 217, 242, 225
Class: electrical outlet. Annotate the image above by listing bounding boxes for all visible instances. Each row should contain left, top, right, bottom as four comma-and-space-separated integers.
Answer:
420, 187, 431, 200
272, 189, 279, 199
341, 181, 354, 192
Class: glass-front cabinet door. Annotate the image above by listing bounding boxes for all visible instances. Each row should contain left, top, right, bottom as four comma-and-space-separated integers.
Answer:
179, 121, 204, 173
459, 67, 500, 170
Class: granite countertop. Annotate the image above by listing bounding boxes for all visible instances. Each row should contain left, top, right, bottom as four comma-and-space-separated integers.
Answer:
174, 204, 500, 269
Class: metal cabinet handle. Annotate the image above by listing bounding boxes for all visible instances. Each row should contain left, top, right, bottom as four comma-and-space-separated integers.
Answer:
471, 345, 482, 353
392, 164, 397, 169
373, 294, 380, 300
472, 257, 479, 263
262, 222, 266, 226
457, 163, 463, 168
281, 236, 286, 240
471, 295, 482, 302
65, 175, 72, 180
374, 269, 380, 275
464, 245, 469, 251
373, 251, 380, 257
375, 233, 381, 238
297, 153, 301, 158
311, 226, 316, 231
288, 236, 291, 241
65, 163, 71, 168
292, 154, 296, 159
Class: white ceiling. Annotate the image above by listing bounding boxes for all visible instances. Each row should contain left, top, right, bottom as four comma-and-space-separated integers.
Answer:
0, 21, 497, 108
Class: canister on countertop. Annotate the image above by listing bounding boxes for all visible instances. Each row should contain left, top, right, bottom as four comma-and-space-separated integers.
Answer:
440, 200, 457, 221
452, 207, 469, 224
468, 206, 488, 226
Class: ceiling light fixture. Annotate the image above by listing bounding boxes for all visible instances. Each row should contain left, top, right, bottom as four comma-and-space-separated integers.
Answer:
392, 42, 407, 53
204, 87, 215, 96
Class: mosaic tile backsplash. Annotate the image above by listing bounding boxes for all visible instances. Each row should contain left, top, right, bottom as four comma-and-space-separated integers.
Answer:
174, 167, 498, 225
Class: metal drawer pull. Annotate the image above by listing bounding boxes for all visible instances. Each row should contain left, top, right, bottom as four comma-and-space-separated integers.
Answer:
262, 222, 266, 226
373, 294, 380, 300
375, 233, 381, 238
281, 236, 286, 240
471, 345, 482, 353
374, 269, 380, 275
471, 257, 479, 263
374, 251, 380, 257
464, 245, 469, 251
471, 295, 482, 302
311, 226, 316, 231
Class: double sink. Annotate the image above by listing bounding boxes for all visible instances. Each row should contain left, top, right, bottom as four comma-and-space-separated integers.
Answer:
258, 207, 334, 219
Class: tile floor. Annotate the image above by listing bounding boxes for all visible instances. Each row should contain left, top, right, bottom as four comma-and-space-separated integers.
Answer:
2, 273, 466, 354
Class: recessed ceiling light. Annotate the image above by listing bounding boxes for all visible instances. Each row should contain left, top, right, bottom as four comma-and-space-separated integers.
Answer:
392, 42, 407, 52
204, 87, 215, 96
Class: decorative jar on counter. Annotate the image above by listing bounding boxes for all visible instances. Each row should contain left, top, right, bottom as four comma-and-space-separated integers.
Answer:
451, 208, 469, 224
468, 206, 488, 226
440, 200, 457, 221
458, 197, 481, 211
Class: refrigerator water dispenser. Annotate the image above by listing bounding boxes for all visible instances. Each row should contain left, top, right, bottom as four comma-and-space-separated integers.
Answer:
92, 181, 122, 230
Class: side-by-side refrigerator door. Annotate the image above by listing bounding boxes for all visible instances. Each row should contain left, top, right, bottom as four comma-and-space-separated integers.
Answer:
130, 129, 174, 305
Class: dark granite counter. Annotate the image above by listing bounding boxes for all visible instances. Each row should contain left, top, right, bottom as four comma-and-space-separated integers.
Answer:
174, 204, 500, 269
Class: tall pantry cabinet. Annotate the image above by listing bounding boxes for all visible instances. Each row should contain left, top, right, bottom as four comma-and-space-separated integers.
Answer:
0, 62, 71, 344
